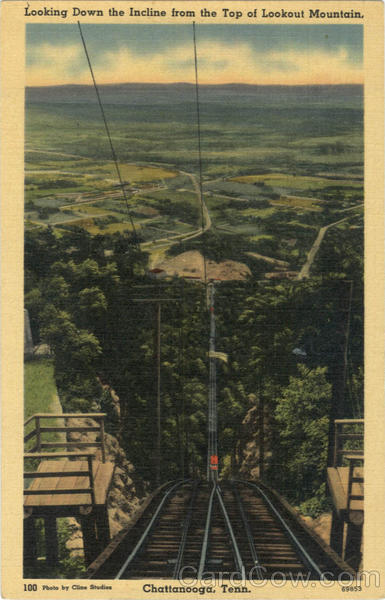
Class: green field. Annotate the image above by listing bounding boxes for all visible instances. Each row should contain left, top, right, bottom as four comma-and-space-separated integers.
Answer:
241, 207, 277, 218
271, 195, 323, 211
85, 221, 135, 235
94, 163, 177, 182
63, 204, 111, 216
24, 358, 61, 452
24, 359, 58, 418
231, 173, 362, 189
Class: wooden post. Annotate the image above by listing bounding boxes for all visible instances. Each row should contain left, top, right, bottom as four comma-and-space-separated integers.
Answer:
347, 458, 355, 513
87, 456, 96, 505
100, 417, 106, 463
35, 416, 41, 452
80, 513, 98, 566
23, 514, 37, 567
330, 508, 344, 556
45, 517, 59, 568
95, 506, 110, 550
156, 302, 161, 487
131, 297, 181, 483
341, 281, 353, 416
185, 427, 190, 478
344, 521, 363, 570
258, 394, 265, 480
333, 421, 339, 467
179, 286, 185, 480
327, 282, 353, 466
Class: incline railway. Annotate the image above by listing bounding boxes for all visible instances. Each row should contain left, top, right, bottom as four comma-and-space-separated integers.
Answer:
23, 23, 362, 578
85, 479, 352, 580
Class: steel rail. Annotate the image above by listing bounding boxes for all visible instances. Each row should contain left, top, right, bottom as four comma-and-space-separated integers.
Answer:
197, 482, 217, 579
240, 480, 323, 578
232, 483, 265, 579
115, 479, 190, 579
173, 480, 199, 579
216, 485, 245, 579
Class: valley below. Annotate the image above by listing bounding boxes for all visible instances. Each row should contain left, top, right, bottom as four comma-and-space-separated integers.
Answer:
25, 83, 363, 280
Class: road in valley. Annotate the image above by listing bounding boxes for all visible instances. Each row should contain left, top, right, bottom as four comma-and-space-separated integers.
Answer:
141, 170, 212, 252
297, 208, 363, 280
179, 170, 212, 240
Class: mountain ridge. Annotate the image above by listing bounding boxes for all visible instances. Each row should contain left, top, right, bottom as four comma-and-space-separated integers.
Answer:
26, 82, 363, 106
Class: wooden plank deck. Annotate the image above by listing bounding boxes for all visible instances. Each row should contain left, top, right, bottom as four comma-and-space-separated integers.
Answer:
24, 459, 114, 508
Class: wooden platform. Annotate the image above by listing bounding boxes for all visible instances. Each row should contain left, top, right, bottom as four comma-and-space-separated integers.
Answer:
24, 459, 114, 508
327, 466, 364, 525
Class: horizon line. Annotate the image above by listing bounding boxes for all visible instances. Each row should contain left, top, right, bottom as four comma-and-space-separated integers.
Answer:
26, 81, 364, 88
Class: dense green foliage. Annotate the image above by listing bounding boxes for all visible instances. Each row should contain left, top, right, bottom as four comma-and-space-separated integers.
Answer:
274, 365, 331, 504
25, 218, 363, 514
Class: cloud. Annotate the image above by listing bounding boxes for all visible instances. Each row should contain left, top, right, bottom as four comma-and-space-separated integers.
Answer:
27, 43, 87, 85
26, 40, 363, 86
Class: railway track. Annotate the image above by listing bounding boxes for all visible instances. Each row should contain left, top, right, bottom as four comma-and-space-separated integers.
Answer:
86, 479, 352, 580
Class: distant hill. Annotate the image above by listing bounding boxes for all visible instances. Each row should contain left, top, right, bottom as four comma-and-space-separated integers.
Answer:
26, 83, 363, 108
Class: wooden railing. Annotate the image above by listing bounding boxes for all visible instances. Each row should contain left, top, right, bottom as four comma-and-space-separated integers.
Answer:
332, 419, 364, 515
345, 454, 364, 513
24, 451, 96, 504
333, 419, 364, 467
24, 413, 106, 462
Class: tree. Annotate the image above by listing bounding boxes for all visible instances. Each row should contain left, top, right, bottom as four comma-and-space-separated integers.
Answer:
25, 288, 44, 341
272, 364, 331, 504
40, 308, 102, 411
77, 287, 107, 320
43, 275, 70, 308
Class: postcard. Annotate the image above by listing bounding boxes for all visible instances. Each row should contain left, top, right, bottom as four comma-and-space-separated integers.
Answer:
1, 0, 384, 598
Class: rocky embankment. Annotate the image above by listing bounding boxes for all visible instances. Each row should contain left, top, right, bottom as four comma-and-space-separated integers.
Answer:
299, 513, 332, 546
238, 394, 271, 480
65, 413, 148, 557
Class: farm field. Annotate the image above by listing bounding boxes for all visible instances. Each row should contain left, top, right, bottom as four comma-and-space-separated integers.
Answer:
231, 173, 362, 189
25, 83, 364, 276
270, 196, 323, 211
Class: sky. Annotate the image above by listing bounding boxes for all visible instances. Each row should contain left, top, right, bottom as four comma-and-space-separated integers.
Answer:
26, 24, 363, 86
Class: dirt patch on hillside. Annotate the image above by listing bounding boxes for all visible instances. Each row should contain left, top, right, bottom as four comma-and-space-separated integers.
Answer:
246, 251, 289, 268
299, 512, 332, 546
155, 250, 251, 281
